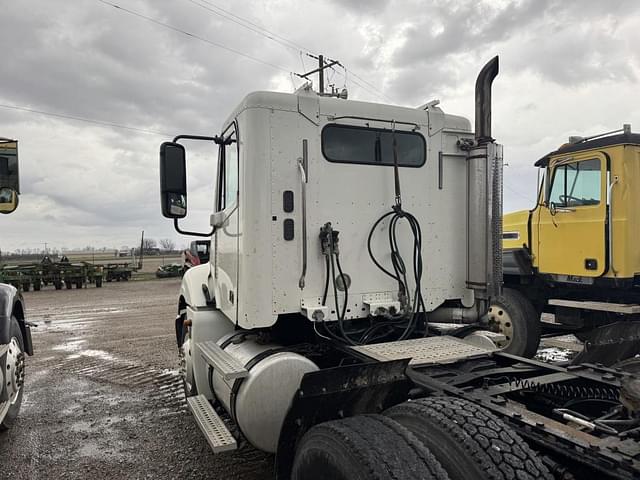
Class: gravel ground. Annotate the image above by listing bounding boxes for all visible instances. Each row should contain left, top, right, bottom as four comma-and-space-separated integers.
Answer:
1, 279, 272, 479
2, 279, 586, 479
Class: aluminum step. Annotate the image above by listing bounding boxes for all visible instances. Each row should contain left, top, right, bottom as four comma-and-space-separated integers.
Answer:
351, 335, 496, 366
197, 341, 248, 381
187, 394, 237, 453
549, 299, 640, 315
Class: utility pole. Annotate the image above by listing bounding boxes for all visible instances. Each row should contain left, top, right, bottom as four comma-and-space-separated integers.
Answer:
296, 54, 341, 95
138, 230, 144, 271
318, 54, 324, 94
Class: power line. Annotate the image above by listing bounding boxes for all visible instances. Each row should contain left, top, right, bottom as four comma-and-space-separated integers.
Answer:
504, 182, 535, 203
0, 103, 170, 136
185, 0, 308, 53
97, 0, 291, 73
344, 68, 393, 103
180, 0, 393, 102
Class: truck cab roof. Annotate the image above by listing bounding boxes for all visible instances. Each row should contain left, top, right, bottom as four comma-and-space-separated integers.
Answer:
222, 88, 471, 133
535, 129, 640, 167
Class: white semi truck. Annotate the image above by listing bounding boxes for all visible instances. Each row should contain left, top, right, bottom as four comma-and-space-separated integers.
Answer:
158, 58, 640, 479
0, 138, 31, 431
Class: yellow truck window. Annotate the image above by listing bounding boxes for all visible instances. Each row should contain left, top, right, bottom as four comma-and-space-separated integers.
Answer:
549, 158, 600, 207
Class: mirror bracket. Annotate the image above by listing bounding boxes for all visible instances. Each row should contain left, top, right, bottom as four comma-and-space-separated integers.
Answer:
173, 218, 216, 238
173, 134, 223, 144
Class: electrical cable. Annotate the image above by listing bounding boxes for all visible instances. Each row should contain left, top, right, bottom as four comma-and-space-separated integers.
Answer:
101, 1, 392, 102
367, 130, 427, 342
331, 247, 356, 345
179, 0, 392, 102
321, 256, 330, 306
0, 103, 170, 136
96, 0, 291, 73
186, 0, 309, 53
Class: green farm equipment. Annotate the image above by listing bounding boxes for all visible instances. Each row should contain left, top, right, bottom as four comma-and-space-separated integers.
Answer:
104, 263, 132, 282
0, 257, 105, 292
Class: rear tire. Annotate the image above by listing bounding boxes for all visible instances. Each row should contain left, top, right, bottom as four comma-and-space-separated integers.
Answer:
386, 396, 552, 480
291, 414, 449, 480
0, 317, 25, 431
95, 277, 103, 288
489, 288, 540, 358
613, 357, 640, 375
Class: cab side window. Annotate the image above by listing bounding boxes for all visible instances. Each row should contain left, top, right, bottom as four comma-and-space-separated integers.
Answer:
216, 125, 238, 211
548, 158, 601, 207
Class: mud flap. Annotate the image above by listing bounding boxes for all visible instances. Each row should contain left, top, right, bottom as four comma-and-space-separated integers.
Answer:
572, 321, 640, 366
275, 359, 410, 480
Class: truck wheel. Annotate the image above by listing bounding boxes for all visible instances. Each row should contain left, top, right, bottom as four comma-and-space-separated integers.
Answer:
291, 414, 448, 480
386, 397, 552, 480
0, 317, 25, 431
75, 281, 83, 289
33, 281, 41, 292
22, 283, 30, 292
65, 281, 72, 289
613, 357, 640, 375
95, 277, 103, 288
489, 288, 540, 358
54, 281, 62, 290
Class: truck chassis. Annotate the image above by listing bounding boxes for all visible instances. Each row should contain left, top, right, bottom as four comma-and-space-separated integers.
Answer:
272, 338, 640, 479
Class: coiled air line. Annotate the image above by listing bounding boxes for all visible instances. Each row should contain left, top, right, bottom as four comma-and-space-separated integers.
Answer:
315, 128, 427, 345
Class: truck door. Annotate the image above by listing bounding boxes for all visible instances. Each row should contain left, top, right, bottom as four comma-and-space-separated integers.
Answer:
537, 154, 607, 277
214, 124, 239, 322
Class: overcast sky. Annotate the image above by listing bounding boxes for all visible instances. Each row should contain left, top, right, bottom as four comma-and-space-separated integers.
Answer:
1, 0, 639, 252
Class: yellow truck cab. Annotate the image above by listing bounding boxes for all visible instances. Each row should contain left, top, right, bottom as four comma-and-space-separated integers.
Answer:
0, 139, 20, 215
0, 137, 31, 431
497, 125, 640, 364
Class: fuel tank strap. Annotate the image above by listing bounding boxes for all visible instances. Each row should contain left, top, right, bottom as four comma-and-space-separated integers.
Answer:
229, 348, 286, 423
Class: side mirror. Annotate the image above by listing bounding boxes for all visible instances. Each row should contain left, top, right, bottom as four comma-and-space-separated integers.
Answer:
0, 187, 19, 214
160, 142, 187, 218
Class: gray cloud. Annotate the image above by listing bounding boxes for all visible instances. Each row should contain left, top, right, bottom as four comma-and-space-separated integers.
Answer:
0, 0, 638, 251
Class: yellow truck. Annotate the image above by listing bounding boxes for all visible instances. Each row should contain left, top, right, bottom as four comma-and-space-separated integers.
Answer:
0, 138, 31, 431
497, 125, 640, 364
0, 139, 19, 214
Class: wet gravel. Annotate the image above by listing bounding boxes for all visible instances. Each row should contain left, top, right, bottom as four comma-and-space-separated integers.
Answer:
1, 279, 273, 479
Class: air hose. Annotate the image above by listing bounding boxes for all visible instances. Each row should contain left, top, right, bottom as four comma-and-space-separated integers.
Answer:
315, 130, 427, 346
367, 132, 427, 341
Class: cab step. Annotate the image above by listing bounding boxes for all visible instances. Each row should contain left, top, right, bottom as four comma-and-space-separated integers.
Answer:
187, 394, 237, 453
197, 341, 248, 381
549, 299, 640, 315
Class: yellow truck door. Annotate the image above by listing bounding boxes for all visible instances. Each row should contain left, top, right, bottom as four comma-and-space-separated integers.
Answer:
537, 153, 607, 277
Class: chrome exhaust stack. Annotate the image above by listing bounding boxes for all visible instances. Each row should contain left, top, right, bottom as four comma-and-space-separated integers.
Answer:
466, 56, 502, 306
427, 57, 502, 326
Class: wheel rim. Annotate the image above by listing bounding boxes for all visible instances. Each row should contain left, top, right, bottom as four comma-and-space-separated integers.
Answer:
487, 305, 514, 349
5, 337, 25, 405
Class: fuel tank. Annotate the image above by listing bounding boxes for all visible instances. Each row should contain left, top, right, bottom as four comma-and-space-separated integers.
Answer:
211, 334, 318, 453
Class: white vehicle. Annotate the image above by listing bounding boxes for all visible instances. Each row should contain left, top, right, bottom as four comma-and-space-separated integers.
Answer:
158, 58, 640, 479
118, 246, 130, 257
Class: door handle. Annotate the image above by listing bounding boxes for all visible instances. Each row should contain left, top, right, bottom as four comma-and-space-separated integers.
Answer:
298, 139, 308, 289
549, 202, 575, 215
